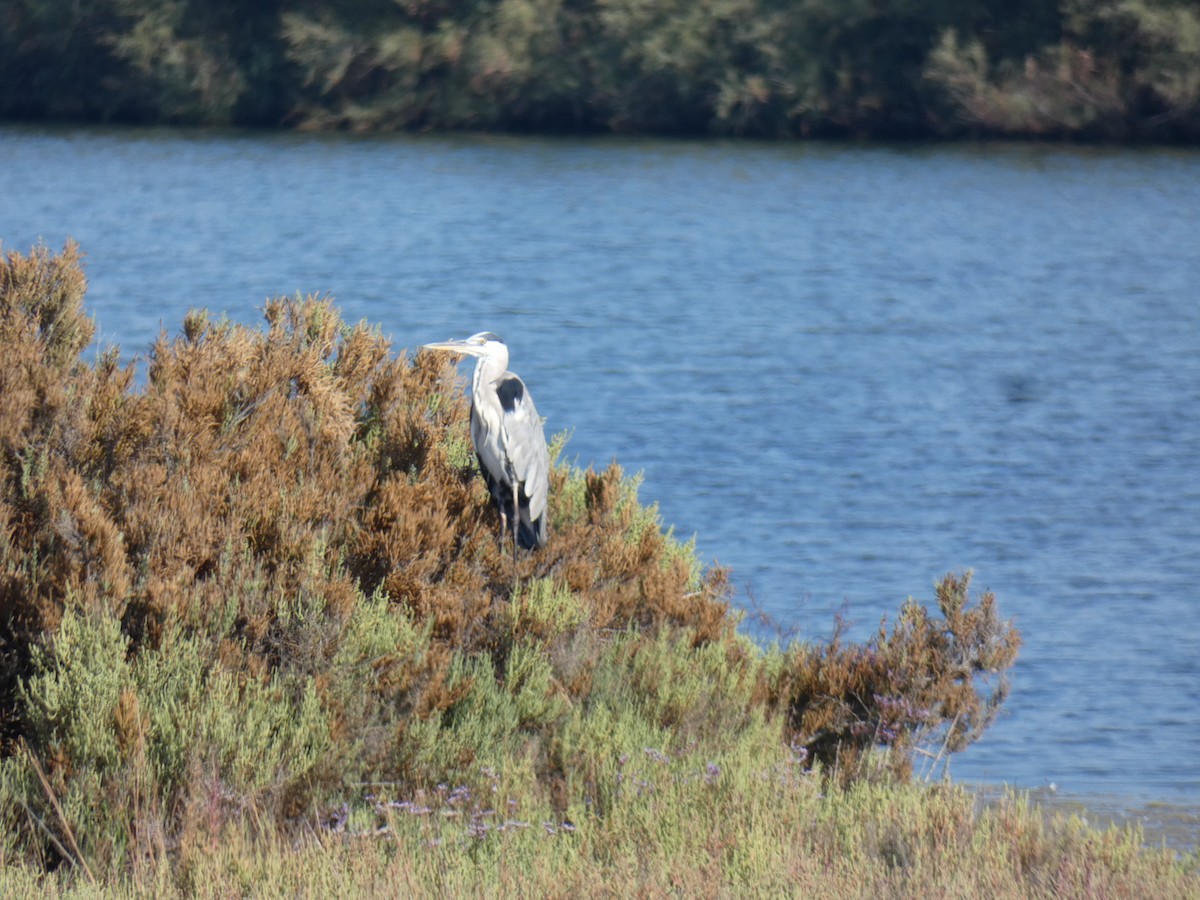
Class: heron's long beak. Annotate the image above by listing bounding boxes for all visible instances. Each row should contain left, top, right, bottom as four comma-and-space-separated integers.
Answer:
422, 339, 476, 355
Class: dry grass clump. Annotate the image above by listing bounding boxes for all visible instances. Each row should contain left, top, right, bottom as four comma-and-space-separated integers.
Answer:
0, 244, 1099, 891
2, 746, 1196, 898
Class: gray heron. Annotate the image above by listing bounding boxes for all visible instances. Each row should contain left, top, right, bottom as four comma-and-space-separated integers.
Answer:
422, 332, 550, 552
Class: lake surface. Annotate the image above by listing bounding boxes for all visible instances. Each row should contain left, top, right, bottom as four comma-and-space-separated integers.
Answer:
3, 126, 1198, 815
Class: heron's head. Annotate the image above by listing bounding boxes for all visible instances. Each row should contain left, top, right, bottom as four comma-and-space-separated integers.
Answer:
422, 332, 508, 367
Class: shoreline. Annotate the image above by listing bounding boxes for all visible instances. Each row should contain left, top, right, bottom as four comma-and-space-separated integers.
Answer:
3, 117, 1200, 149
972, 784, 1200, 854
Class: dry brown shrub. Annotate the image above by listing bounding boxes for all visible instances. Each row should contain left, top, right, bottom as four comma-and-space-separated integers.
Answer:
0, 243, 734, 742
765, 571, 1020, 782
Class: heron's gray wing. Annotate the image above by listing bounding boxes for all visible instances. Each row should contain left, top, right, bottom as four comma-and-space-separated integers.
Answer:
495, 373, 550, 521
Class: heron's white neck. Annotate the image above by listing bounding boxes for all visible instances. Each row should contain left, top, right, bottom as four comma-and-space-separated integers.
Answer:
472, 348, 508, 392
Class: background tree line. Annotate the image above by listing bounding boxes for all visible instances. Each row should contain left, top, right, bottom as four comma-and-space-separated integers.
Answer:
2, 0, 1198, 139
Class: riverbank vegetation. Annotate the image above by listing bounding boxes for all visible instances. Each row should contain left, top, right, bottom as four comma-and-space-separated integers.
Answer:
2, 1, 1199, 140
0, 242, 1196, 895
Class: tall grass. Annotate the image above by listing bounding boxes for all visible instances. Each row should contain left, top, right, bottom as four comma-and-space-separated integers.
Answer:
0, 243, 1193, 895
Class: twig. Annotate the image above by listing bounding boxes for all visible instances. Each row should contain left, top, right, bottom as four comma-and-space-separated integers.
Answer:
548, 675, 575, 709
924, 712, 961, 783
16, 796, 74, 868
21, 740, 96, 885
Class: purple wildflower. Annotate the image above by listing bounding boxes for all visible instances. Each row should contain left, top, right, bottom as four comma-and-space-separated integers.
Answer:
467, 817, 491, 840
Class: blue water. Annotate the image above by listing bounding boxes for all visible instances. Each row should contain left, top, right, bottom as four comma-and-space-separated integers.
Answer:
3, 126, 1199, 805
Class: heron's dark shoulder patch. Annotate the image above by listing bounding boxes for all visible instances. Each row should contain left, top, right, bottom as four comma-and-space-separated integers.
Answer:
495, 374, 526, 413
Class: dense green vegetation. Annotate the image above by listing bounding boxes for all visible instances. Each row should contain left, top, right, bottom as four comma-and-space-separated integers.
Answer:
0, 243, 1196, 894
2, 0, 1199, 139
